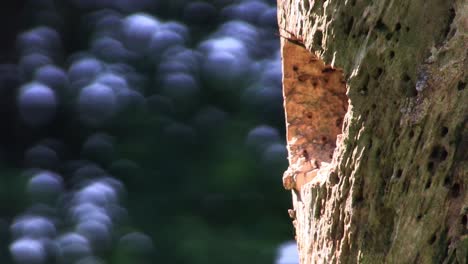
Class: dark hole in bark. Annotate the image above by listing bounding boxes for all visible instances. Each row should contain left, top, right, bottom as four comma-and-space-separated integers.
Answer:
375, 19, 388, 32
402, 73, 411, 82
298, 74, 308, 82
457, 81, 466, 91
395, 22, 401, 31
425, 178, 432, 189
430, 145, 448, 161
409, 130, 414, 139
385, 33, 393, 40
450, 183, 460, 198
442, 8, 456, 40
462, 215, 467, 226
395, 169, 402, 179
440, 149, 448, 161
329, 170, 339, 185
428, 234, 437, 245
444, 176, 452, 187
389, 51, 395, 59
375, 67, 383, 78
322, 66, 336, 73
440, 126, 449, 137
314, 30, 323, 47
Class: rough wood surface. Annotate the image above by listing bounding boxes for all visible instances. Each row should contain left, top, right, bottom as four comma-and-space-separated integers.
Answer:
278, 0, 468, 263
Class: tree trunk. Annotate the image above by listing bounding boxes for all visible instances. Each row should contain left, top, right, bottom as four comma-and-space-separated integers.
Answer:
278, 0, 467, 263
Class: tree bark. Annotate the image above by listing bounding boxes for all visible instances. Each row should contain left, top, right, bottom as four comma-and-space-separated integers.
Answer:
278, 0, 467, 263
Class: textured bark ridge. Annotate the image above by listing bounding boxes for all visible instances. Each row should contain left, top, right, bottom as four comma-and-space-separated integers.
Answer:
278, 0, 468, 263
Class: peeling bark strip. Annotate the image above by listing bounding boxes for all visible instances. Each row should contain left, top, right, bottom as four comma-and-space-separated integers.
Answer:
278, 0, 468, 263
281, 39, 347, 192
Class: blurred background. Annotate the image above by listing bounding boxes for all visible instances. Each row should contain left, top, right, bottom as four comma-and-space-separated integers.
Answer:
0, 0, 298, 263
